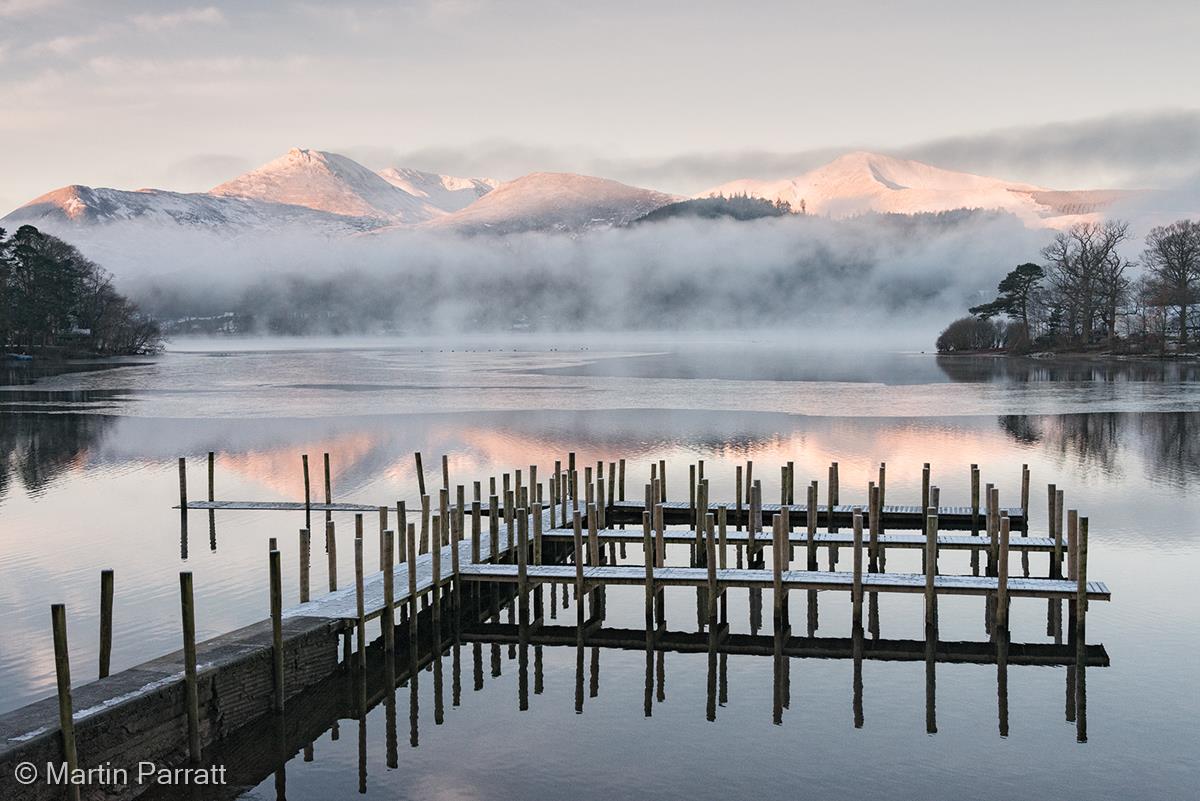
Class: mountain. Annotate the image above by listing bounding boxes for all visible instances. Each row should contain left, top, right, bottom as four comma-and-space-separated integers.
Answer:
2, 184, 382, 235
420, 172, 680, 234
211, 147, 443, 223
376, 167, 498, 213
700, 151, 1135, 225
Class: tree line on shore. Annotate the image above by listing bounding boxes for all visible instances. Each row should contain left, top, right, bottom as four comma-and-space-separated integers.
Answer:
937, 219, 1200, 355
1, 225, 163, 356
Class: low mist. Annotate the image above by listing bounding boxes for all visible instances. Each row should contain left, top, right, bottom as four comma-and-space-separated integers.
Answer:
78, 210, 1047, 347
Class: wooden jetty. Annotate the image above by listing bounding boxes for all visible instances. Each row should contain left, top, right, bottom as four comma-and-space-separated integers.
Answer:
2, 451, 1108, 801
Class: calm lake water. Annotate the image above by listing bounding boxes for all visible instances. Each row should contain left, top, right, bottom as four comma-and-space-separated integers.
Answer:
2, 334, 1198, 801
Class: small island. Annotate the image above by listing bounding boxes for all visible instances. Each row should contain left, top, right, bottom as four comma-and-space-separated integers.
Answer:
1, 224, 162, 359
937, 219, 1199, 358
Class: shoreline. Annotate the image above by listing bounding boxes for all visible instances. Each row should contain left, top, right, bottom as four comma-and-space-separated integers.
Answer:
936, 349, 1200, 362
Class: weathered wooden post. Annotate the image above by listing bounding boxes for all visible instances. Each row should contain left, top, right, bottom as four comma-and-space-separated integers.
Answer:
744, 460, 753, 506
396, 501, 408, 564
868, 485, 880, 572
414, 451, 426, 497
771, 513, 785, 620
299, 528, 311, 603
471, 500, 482, 563
1054, 489, 1065, 579
431, 514, 442, 589
99, 569, 114, 679
852, 512, 864, 631
323, 452, 332, 522
1020, 464, 1030, 524
269, 551, 284, 712
573, 508, 585, 603
878, 462, 886, 508
383, 529, 395, 656
420, 494, 431, 554
806, 481, 818, 571
488, 494, 500, 562
643, 511, 654, 622
533, 502, 543, 565
1075, 517, 1089, 643
659, 458, 667, 500
718, 505, 728, 570
517, 510, 529, 604
354, 536, 366, 671
207, 451, 215, 502
619, 459, 626, 503
50, 604, 81, 801
326, 519, 338, 592
970, 464, 980, 530
302, 454, 311, 530
924, 510, 938, 629
587, 503, 600, 566
1047, 483, 1058, 575
178, 456, 189, 540
828, 462, 839, 532
996, 516, 1011, 633
706, 513, 718, 619
921, 462, 930, 525
441, 453, 449, 491
180, 572, 201, 761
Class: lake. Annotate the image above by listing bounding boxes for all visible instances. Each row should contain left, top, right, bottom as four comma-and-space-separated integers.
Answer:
2, 334, 1198, 801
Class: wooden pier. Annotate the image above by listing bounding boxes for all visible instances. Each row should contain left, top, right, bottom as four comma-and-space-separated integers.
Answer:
2, 451, 1108, 801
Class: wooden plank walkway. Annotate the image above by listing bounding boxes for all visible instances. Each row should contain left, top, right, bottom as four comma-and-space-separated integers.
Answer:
181, 500, 385, 513
178, 498, 1025, 529
457, 563, 1109, 600
540, 526, 1058, 552
282, 508, 542, 624
611, 500, 1025, 529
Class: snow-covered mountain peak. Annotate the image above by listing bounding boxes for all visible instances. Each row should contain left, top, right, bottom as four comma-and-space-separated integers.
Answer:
211, 148, 443, 222
376, 166, 499, 213
698, 151, 1121, 224
419, 172, 681, 234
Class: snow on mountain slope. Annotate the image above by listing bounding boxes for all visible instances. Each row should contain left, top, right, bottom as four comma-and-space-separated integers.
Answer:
700, 151, 1127, 226
376, 167, 498, 213
211, 148, 442, 222
2, 184, 383, 234
421, 172, 680, 234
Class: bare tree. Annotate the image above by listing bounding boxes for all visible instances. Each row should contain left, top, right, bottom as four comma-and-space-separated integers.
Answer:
1041, 220, 1131, 346
1142, 219, 1200, 346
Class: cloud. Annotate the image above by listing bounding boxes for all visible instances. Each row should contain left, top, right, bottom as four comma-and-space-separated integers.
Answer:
130, 5, 224, 31
23, 32, 102, 56
0, 0, 62, 18
356, 109, 1200, 195
900, 110, 1200, 190
160, 153, 254, 191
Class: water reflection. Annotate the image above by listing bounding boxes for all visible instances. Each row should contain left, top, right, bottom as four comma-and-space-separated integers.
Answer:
5, 408, 1199, 512
998, 412, 1200, 486
0, 412, 116, 500
936, 354, 1200, 384
135, 585, 1104, 801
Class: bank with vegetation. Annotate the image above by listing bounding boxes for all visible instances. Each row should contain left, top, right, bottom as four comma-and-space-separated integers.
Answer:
1, 225, 162, 358
937, 219, 1200, 357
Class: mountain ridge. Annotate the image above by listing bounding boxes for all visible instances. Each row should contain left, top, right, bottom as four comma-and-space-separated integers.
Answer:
3, 148, 1138, 240
699, 151, 1132, 225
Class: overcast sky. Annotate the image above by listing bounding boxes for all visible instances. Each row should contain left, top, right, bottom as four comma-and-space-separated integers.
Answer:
2, 0, 1199, 214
